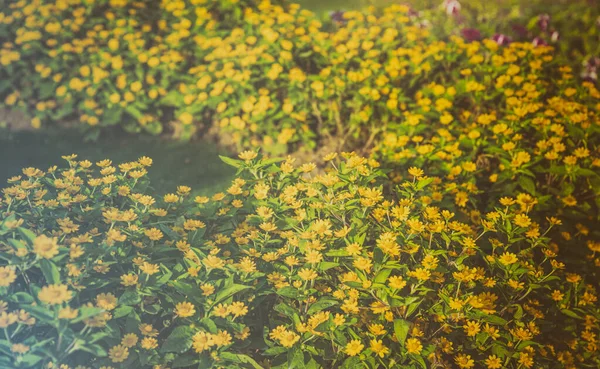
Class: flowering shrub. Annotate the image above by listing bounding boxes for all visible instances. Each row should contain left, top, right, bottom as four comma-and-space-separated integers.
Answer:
371, 37, 600, 274
1, 0, 595, 153
1, 153, 599, 368
0, 155, 262, 368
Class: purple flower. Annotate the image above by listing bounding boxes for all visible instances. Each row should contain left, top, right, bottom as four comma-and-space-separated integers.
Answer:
329, 10, 346, 24
443, 0, 461, 16
582, 56, 600, 81
585, 56, 600, 69
511, 24, 528, 38
538, 14, 551, 31
461, 28, 481, 42
532, 37, 547, 47
492, 33, 512, 46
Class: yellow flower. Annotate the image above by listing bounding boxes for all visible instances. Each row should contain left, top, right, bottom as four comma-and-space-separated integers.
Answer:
192, 331, 215, 353
238, 151, 258, 161
498, 252, 518, 266
58, 307, 78, 320
406, 338, 422, 354
109, 345, 129, 363
344, 340, 364, 356
140, 262, 160, 275
368, 324, 387, 336
0, 267, 17, 287
514, 214, 531, 228
212, 330, 232, 347
388, 276, 407, 290
96, 293, 118, 310
228, 302, 248, 318
212, 304, 230, 318
121, 333, 138, 347
139, 323, 158, 337
370, 339, 389, 358
279, 330, 300, 347
408, 167, 424, 178
141, 337, 158, 350
455, 354, 475, 368
38, 284, 72, 305
298, 268, 318, 281
120, 274, 139, 286
33, 235, 60, 259
485, 355, 502, 369
200, 283, 215, 296
203, 255, 225, 269
144, 228, 164, 241
408, 267, 430, 281
463, 320, 481, 337
163, 193, 179, 203
11, 343, 29, 354
175, 302, 196, 318
0, 312, 18, 328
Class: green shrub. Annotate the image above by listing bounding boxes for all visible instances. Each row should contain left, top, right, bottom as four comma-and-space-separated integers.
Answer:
1, 153, 599, 368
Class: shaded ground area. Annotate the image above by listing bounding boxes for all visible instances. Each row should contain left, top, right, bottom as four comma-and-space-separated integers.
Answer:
0, 128, 235, 195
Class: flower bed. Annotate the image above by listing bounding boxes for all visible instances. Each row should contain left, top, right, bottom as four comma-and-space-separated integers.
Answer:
1, 154, 599, 368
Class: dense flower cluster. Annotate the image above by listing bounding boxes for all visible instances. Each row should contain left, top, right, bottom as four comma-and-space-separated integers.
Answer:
1, 154, 599, 368
371, 37, 600, 274
1, 0, 597, 150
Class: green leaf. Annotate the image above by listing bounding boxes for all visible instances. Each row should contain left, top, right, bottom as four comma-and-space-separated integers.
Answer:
274, 303, 298, 319
518, 176, 536, 194
72, 306, 104, 324
9, 292, 34, 304
561, 309, 583, 320
16, 353, 43, 367
40, 259, 61, 284
374, 268, 392, 284
513, 304, 524, 320
213, 284, 250, 305
125, 105, 143, 119
307, 298, 338, 315
263, 346, 288, 356
341, 357, 360, 369
143, 120, 163, 135
413, 353, 427, 369
325, 249, 348, 257
22, 305, 54, 322
160, 326, 195, 353
155, 268, 173, 287
276, 286, 300, 299
219, 155, 243, 168
319, 262, 339, 271
394, 319, 410, 346
172, 354, 200, 368
220, 352, 265, 369
76, 343, 107, 357
200, 317, 218, 333
288, 347, 306, 369
17, 227, 37, 245
416, 177, 434, 190
119, 290, 141, 306
112, 306, 134, 319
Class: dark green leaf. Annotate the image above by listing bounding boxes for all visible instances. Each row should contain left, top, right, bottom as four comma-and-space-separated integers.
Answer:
40, 259, 61, 284
160, 326, 195, 353
394, 319, 410, 346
